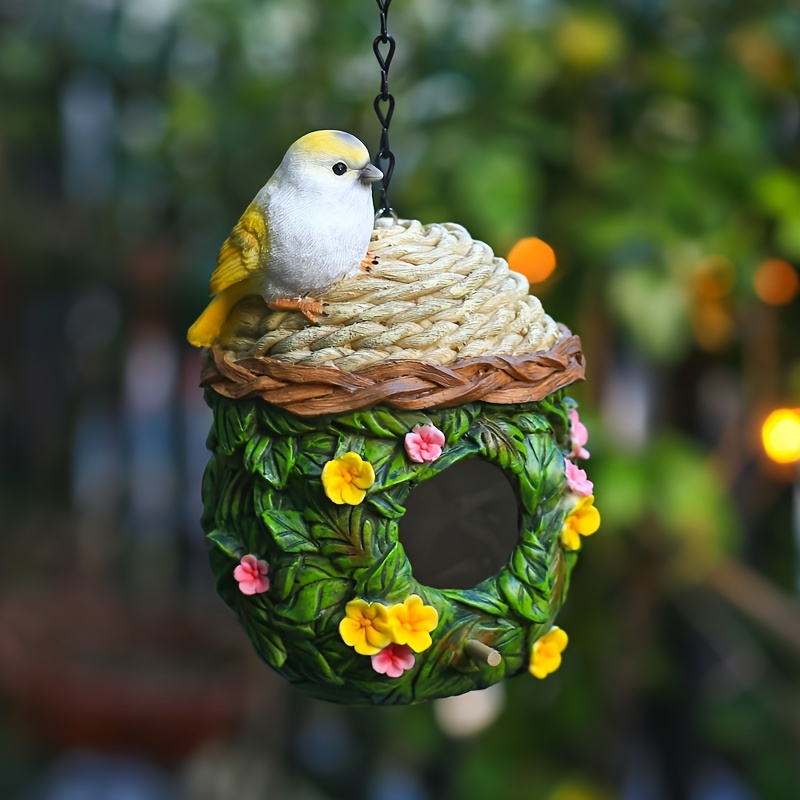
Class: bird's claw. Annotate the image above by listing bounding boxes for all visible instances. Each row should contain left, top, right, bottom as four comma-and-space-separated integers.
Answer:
268, 296, 325, 324
360, 252, 379, 273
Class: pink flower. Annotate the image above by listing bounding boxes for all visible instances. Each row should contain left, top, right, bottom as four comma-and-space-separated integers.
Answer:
234, 554, 270, 595
371, 643, 416, 678
565, 460, 593, 496
569, 409, 590, 460
404, 424, 445, 463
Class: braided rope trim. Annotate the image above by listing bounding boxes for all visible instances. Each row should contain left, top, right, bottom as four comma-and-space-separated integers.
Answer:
219, 220, 562, 371
201, 331, 584, 416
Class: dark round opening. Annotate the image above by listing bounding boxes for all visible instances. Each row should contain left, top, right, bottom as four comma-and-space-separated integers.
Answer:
398, 459, 520, 590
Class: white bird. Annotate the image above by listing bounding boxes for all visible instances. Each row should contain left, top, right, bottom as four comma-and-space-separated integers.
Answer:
188, 130, 383, 348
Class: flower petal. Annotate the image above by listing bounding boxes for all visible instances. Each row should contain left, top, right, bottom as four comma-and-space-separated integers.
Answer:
560, 526, 582, 550
544, 627, 568, 651
415, 605, 439, 632
427, 426, 446, 447
338, 617, 364, 649
339, 452, 364, 469
342, 622, 381, 655
368, 602, 391, 626
327, 487, 345, 504
404, 434, 424, 463
529, 627, 568, 678
353, 638, 382, 656
371, 650, 391, 674
405, 630, 433, 653
344, 598, 370, 618
340, 483, 366, 505
240, 554, 258, 570
394, 645, 416, 671
352, 461, 375, 490
575, 505, 601, 535
365, 625, 393, 651
322, 461, 347, 504
565, 460, 593, 496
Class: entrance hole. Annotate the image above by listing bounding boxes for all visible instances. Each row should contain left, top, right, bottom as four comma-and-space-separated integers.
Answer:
398, 459, 520, 590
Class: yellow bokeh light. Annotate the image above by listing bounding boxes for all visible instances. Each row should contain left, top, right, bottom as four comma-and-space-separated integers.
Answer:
691, 298, 734, 352
762, 408, 800, 464
508, 237, 556, 284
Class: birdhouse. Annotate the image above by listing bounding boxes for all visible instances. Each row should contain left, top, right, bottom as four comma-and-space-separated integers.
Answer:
198, 219, 596, 704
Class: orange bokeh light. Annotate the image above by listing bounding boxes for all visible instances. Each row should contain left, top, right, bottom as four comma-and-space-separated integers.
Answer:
508, 238, 557, 284
693, 255, 736, 300
753, 259, 799, 305
762, 408, 800, 465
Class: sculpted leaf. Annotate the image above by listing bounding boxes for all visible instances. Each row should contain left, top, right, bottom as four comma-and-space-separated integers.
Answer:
263, 509, 318, 554
356, 541, 413, 601
210, 394, 255, 455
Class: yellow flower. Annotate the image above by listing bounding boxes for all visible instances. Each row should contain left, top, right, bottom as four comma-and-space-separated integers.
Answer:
338, 599, 392, 655
322, 452, 375, 505
529, 626, 568, 679
388, 594, 439, 653
560, 495, 601, 550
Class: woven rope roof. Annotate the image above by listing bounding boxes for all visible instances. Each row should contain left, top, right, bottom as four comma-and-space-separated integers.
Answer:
217, 219, 561, 371
203, 219, 583, 414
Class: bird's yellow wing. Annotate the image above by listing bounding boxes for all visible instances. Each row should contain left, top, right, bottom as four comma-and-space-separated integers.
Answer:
209, 203, 268, 296
187, 276, 260, 348
187, 202, 267, 348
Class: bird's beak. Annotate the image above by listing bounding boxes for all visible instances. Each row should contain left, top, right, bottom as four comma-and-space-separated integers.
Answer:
359, 163, 384, 184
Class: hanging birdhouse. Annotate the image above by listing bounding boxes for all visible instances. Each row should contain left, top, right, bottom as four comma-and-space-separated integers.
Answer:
197, 218, 596, 705
189, 0, 598, 706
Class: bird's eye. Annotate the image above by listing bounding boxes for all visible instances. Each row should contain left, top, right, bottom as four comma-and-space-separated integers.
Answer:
332, 162, 348, 176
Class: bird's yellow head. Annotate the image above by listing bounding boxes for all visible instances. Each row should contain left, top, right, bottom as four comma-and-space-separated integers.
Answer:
277, 130, 383, 196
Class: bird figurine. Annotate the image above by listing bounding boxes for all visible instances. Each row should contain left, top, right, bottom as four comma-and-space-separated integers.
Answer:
187, 130, 383, 348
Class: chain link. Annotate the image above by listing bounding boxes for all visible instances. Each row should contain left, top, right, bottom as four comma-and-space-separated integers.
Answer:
372, 0, 396, 217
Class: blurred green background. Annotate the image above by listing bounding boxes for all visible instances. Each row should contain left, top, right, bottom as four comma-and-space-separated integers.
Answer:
1, 0, 800, 798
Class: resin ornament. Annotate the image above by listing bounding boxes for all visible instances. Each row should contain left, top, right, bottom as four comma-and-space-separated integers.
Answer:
194, 218, 598, 705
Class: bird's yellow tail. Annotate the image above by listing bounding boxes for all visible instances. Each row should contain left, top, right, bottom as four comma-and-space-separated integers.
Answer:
187, 278, 258, 348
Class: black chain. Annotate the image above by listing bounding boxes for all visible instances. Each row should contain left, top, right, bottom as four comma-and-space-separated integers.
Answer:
372, 0, 396, 217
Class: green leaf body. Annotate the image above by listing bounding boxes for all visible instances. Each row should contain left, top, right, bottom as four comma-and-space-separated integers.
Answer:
203, 390, 579, 704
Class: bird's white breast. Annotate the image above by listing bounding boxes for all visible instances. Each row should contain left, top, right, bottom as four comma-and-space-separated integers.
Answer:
255, 178, 374, 301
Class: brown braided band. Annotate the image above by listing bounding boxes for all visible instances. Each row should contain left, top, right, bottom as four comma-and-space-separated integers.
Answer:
200, 332, 584, 417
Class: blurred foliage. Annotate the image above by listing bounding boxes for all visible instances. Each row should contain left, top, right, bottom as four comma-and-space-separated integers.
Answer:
1, 0, 798, 362
1, 0, 800, 798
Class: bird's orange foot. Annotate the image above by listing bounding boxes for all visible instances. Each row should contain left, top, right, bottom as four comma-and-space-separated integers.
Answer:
268, 297, 326, 324
360, 252, 379, 273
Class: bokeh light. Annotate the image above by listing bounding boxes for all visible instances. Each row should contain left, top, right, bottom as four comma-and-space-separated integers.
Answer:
555, 11, 624, 71
762, 408, 800, 464
691, 299, 735, 352
753, 259, 800, 305
693, 255, 736, 299
434, 683, 505, 738
508, 237, 556, 284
